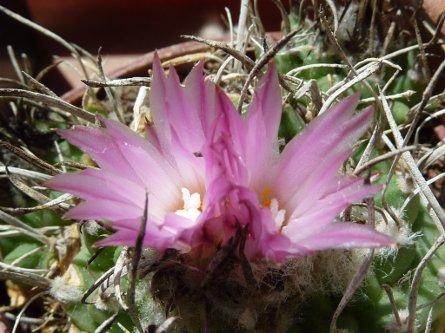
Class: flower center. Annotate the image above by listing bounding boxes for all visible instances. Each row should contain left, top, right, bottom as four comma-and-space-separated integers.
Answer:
261, 188, 286, 229
175, 188, 202, 222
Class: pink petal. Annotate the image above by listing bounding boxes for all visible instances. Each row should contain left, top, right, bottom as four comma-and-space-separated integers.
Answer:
150, 55, 173, 152
259, 235, 313, 261
168, 128, 206, 192
95, 216, 192, 251
219, 65, 282, 186
273, 94, 371, 196
144, 124, 162, 152
245, 63, 281, 156
294, 222, 396, 251
258, 222, 395, 262
86, 213, 196, 251
46, 169, 144, 205
150, 55, 225, 155
282, 149, 353, 211
108, 218, 144, 231
57, 119, 182, 206
162, 212, 207, 249
184, 65, 220, 138
57, 127, 138, 182
98, 117, 182, 202
65, 200, 141, 221
210, 86, 248, 164
96, 225, 177, 250
242, 206, 315, 261
284, 182, 381, 238
243, 108, 278, 187
95, 229, 138, 247
162, 64, 206, 151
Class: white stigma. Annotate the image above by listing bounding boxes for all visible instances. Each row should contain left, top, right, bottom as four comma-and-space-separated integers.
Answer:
270, 198, 286, 228
175, 188, 202, 222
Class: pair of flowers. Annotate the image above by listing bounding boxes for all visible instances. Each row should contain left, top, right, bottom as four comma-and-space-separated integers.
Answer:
47, 57, 394, 263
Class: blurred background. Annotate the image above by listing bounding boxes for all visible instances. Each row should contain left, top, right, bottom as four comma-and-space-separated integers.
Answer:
0, 0, 286, 94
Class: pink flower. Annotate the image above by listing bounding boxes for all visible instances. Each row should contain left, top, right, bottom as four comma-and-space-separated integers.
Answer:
47, 57, 394, 263
47, 57, 233, 252
204, 64, 396, 262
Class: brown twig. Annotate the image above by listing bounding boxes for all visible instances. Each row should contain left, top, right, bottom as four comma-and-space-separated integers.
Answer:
7, 174, 51, 204
96, 47, 125, 123
0, 89, 95, 122
127, 193, 149, 333
54, 161, 91, 170
0, 269, 51, 289
82, 77, 151, 88
329, 199, 377, 332
237, 29, 301, 112
94, 312, 119, 333
272, 0, 290, 34
81, 267, 114, 304
0, 193, 70, 216
181, 35, 255, 71
381, 11, 398, 57
35, 60, 64, 82
6, 45, 24, 84
427, 11, 445, 46
407, 233, 445, 332
0, 5, 89, 80
383, 284, 402, 328
354, 146, 420, 175
413, 17, 431, 81
409, 58, 445, 145
0, 140, 61, 175
0, 209, 50, 244
367, 0, 378, 55
21, 71, 58, 98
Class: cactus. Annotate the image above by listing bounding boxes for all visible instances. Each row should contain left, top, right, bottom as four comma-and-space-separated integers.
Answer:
1, 1, 445, 332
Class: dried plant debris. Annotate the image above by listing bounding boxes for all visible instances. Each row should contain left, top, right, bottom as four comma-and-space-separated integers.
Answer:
1, 1, 445, 332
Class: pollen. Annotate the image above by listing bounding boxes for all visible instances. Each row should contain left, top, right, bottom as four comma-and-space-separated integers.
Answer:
263, 198, 272, 207
175, 188, 202, 222
262, 188, 272, 196
261, 188, 272, 207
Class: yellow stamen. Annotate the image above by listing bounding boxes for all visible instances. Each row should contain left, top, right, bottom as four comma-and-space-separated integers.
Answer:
262, 188, 272, 196
261, 188, 272, 207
